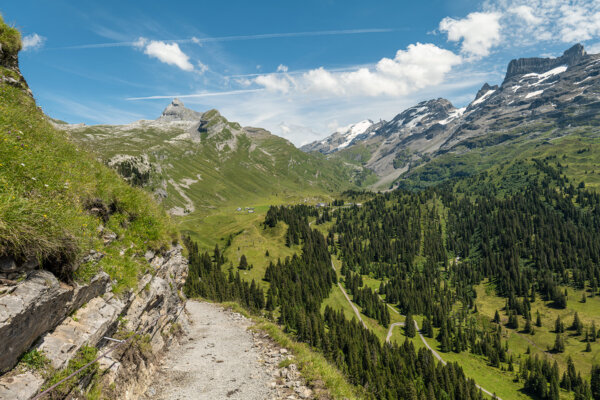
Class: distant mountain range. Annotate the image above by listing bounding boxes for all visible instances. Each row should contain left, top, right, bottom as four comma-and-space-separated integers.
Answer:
301, 44, 600, 189
59, 99, 368, 218
60, 44, 600, 208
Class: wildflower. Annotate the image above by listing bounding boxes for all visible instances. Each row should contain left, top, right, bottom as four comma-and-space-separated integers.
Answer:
31, 177, 36, 181
43, 214, 47, 218
20, 163, 25, 167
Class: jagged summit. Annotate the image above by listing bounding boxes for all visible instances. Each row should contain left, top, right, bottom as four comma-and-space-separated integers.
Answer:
503, 43, 587, 82
159, 98, 203, 122
474, 83, 498, 101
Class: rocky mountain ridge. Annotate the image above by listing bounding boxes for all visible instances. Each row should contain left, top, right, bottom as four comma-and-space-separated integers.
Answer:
301, 44, 600, 188
61, 100, 362, 217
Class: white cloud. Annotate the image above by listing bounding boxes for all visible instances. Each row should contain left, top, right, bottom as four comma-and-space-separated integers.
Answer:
255, 74, 292, 93
277, 64, 288, 72
253, 43, 462, 98
135, 38, 194, 71
510, 5, 542, 25
558, 3, 600, 42
483, 0, 600, 46
439, 12, 502, 58
22, 33, 46, 51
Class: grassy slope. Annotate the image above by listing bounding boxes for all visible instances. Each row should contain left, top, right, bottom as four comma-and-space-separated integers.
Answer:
66, 114, 364, 221
0, 17, 175, 290
398, 124, 600, 191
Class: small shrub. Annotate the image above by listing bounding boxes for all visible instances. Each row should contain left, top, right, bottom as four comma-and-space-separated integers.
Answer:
19, 349, 50, 371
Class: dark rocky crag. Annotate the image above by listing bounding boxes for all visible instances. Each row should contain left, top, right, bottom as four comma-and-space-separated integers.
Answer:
0, 26, 31, 95
504, 43, 587, 81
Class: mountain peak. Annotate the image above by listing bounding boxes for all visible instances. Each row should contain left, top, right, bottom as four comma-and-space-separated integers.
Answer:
159, 98, 203, 122
474, 83, 498, 100
504, 43, 587, 82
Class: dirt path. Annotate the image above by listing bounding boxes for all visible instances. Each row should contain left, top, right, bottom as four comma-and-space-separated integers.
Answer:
142, 301, 313, 400
385, 322, 405, 342
330, 259, 367, 329
383, 303, 501, 399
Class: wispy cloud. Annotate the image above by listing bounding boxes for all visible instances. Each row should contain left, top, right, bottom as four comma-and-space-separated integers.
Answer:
22, 33, 46, 51
125, 89, 264, 101
481, 0, 600, 47
50, 28, 397, 50
43, 95, 145, 124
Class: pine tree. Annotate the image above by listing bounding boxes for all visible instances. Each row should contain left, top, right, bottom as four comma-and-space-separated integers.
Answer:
553, 333, 565, 353
494, 310, 501, 324
572, 312, 583, 335
555, 316, 564, 333
525, 318, 533, 334
405, 312, 416, 338
239, 254, 248, 270
591, 364, 600, 399
536, 311, 542, 327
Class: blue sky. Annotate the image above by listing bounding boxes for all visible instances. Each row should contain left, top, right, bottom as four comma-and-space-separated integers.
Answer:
5, 1, 600, 145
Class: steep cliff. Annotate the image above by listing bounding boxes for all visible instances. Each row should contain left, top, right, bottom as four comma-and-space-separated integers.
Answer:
0, 14, 188, 400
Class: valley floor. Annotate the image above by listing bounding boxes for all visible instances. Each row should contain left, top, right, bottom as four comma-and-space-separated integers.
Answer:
141, 301, 314, 400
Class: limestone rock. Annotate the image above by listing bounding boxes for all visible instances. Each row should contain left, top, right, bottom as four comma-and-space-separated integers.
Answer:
0, 270, 110, 373
0, 371, 44, 400
38, 295, 125, 370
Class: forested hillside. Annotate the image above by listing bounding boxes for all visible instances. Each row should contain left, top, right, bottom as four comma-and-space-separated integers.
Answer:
185, 154, 600, 399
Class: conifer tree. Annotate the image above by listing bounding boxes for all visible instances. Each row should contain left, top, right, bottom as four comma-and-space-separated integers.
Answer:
405, 312, 416, 338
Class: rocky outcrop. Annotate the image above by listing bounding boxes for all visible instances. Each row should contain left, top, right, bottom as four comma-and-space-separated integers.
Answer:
474, 83, 498, 100
0, 270, 110, 372
107, 154, 153, 187
158, 98, 203, 122
504, 44, 587, 81
0, 39, 32, 96
0, 246, 188, 400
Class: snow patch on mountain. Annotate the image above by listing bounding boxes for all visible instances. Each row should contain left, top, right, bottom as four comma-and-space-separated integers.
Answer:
471, 90, 495, 106
335, 119, 374, 149
439, 107, 466, 125
525, 90, 544, 99
522, 65, 567, 81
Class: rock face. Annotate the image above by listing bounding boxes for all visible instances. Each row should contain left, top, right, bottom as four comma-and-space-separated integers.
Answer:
0, 271, 110, 372
301, 44, 600, 188
0, 39, 31, 95
158, 98, 203, 122
0, 246, 188, 400
107, 154, 153, 187
504, 44, 587, 81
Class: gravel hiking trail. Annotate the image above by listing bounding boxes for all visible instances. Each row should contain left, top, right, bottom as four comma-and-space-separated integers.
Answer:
142, 301, 277, 400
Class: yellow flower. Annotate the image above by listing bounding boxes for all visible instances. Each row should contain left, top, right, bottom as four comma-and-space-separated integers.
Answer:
43, 214, 47, 218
